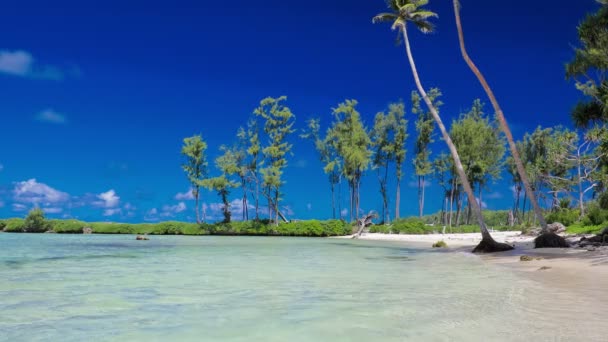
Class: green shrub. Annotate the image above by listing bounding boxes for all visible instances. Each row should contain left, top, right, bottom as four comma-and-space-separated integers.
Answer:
369, 224, 391, 234
2, 218, 351, 237
50, 220, 88, 233
432, 240, 447, 248
599, 192, 608, 210
23, 208, 51, 233
546, 209, 580, 226
566, 222, 605, 235
390, 218, 427, 234
3, 218, 26, 232
581, 202, 608, 226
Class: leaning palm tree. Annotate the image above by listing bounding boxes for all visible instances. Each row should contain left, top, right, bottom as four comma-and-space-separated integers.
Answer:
373, 0, 512, 252
452, 0, 548, 234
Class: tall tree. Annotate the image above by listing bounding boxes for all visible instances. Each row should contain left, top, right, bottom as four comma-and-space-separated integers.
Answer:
452, 0, 548, 233
371, 110, 394, 223
181, 135, 208, 224
565, 0, 608, 128
389, 102, 408, 220
202, 145, 239, 223
373, 0, 512, 252
254, 96, 295, 224
243, 118, 262, 220
412, 89, 439, 218
328, 100, 372, 222
450, 100, 506, 225
301, 118, 341, 219
236, 127, 250, 221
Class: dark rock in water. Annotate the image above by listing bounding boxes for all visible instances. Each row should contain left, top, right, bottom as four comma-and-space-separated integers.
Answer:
578, 232, 608, 247
534, 233, 569, 248
136, 235, 149, 241
538, 266, 552, 271
547, 222, 566, 234
83, 227, 93, 234
520, 255, 534, 261
472, 239, 514, 253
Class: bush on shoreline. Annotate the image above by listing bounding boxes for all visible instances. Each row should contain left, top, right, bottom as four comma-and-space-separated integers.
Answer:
0, 218, 351, 237
369, 218, 515, 235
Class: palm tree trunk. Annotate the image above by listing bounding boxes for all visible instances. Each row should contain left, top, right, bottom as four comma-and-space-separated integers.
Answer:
421, 175, 426, 219
395, 177, 401, 219
418, 176, 423, 218
452, 1, 547, 233
578, 160, 585, 216
331, 181, 336, 219
195, 188, 200, 224
338, 175, 343, 219
401, 25, 510, 253
384, 163, 390, 223
449, 178, 455, 227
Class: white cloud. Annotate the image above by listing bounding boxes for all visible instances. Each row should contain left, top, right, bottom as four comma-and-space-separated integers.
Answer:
294, 159, 308, 168
103, 208, 122, 217
13, 179, 70, 205
43, 207, 63, 214
35, 109, 67, 124
485, 192, 503, 200
96, 190, 120, 208
0, 50, 32, 76
0, 50, 65, 80
306, 203, 312, 211
144, 208, 159, 222
407, 179, 432, 188
0, 201, 4, 208
12, 203, 28, 212
475, 197, 488, 209
0, 164, 4, 172
175, 188, 195, 200
160, 202, 187, 217
340, 208, 348, 217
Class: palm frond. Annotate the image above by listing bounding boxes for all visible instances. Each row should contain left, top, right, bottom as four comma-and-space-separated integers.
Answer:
413, 20, 435, 34
372, 12, 398, 24
412, 10, 438, 20
386, 0, 399, 11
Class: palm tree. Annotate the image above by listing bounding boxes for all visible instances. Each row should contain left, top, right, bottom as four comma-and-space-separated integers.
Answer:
452, 0, 548, 233
373, 0, 512, 252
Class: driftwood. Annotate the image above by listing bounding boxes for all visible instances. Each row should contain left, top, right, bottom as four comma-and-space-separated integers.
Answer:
353, 211, 378, 238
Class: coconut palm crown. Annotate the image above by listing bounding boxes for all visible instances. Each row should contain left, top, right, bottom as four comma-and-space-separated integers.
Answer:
372, 0, 437, 33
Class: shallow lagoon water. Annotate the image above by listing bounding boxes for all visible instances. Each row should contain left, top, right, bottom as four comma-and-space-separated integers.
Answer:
0, 234, 603, 341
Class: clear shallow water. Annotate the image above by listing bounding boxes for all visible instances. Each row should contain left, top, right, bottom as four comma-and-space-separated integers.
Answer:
0, 234, 603, 341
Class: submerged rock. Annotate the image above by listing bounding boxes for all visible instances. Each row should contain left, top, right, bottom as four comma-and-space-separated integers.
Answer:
538, 266, 552, 271
520, 255, 534, 261
136, 235, 149, 241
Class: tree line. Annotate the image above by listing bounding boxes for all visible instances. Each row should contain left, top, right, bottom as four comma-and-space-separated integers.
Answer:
178, 0, 608, 253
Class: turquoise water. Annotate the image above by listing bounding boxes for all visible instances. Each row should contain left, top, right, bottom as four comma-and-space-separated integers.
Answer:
0, 234, 603, 341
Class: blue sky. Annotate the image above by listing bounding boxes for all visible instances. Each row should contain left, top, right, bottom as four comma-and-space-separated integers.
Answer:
0, 0, 598, 222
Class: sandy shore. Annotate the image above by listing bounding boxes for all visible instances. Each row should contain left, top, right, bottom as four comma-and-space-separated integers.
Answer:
335, 231, 608, 299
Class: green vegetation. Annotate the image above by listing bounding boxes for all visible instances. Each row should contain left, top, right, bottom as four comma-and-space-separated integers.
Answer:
369, 216, 514, 235
0, 216, 351, 237
432, 240, 447, 248
23, 208, 51, 233
181, 134, 208, 224
255, 96, 296, 225
412, 89, 438, 219
327, 100, 372, 222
